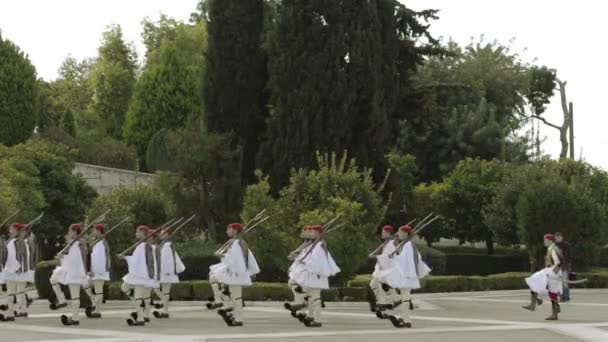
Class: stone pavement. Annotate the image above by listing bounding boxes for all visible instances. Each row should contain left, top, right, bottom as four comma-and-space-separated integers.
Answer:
2, 289, 608, 342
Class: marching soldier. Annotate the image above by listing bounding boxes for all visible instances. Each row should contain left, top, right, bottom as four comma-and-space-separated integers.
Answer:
121, 225, 155, 326
293, 224, 341, 328
152, 226, 185, 319
284, 225, 313, 317
49, 224, 89, 326
523, 233, 563, 320
555, 232, 572, 302
85, 224, 111, 319
0, 223, 29, 321
23, 224, 36, 308
369, 225, 398, 313
207, 223, 260, 327
382, 225, 430, 328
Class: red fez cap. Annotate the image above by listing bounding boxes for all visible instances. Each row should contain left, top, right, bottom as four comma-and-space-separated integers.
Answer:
69, 223, 82, 234
10, 223, 25, 231
137, 225, 149, 232
310, 225, 324, 233
544, 233, 554, 241
383, 225, 394, 232
399, 225, 413, 233
95, 224, 105, 233
228, 223, 243, 231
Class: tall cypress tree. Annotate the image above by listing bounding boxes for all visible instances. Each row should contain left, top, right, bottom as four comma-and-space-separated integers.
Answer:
258, 0, 349, 189
259, 0, 440, 188
204, 0, 269, 185
0, 33, 37, 146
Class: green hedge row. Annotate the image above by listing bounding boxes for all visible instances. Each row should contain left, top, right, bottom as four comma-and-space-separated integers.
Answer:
442, 253, 529, 276
347, 272, 530, 292
35, 261, 608, 301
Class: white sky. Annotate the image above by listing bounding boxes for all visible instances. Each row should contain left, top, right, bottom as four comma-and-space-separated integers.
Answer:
0, 0, 605, 169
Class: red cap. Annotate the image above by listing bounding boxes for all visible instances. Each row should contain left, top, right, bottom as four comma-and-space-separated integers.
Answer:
95, 224, 105, 233
399, 225, 413, 233
137, 225, 149, 232
10, 223, 26, 231
69, 223, 82, 234
228, 223, 243, 232
544, 234, 555, 241
310, 225, 324, 233
382, 225, 394, 233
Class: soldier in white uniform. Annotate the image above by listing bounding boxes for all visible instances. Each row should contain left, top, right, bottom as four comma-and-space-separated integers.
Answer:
50, 224, 89, 326
383, 225, 430, 328
284, 225, 314, 317
120, 225, 155, 326
369, 225, 398, 314
293, 224, 341, 328
152, 227, 185, 319
86, 224, 111, 318
0, 223, 29, 321
207, 223, 260, 327
523, 233, 563, 320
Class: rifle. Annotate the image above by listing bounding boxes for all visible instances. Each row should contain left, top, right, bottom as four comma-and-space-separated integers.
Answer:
390, 214, 441, 257
0, 210, 20, 227
297, 215, 345, 262
368, 218, 417, 258
25, 212, 45, 228
56, 210, 109, 256
162, 214, 197, 238
213, 209, 268, 256
90, 216, 132, 246
214, 215, 270, 256
117, 216, 185, 257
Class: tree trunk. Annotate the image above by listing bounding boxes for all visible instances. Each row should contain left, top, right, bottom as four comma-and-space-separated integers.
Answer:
531, 78, 571, 159
486, 237, 494, 255
557, 79, 570, 159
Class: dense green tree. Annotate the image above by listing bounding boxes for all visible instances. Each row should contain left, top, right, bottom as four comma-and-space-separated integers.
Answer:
141, 15, 180, 60
0, 145, 45, 223
90, 25, 137, 139
440, 158, 508, 254
258, 0, 441, 189
59, 109, 76, 137
203, 0, 268, 185
0, 33, 37, 146
0, 140, 96, 258
241, 152, 388, 282
124, 21, 206, 164
158, 120, 242, 242
383, 152, 418, 225
399, 40, 548, 181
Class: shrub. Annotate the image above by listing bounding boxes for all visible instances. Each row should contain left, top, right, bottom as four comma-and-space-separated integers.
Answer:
241, 152, 388, 283
86, 184, 175, 258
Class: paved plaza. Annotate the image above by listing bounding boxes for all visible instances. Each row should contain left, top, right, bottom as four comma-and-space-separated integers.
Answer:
3, 289, 608, 342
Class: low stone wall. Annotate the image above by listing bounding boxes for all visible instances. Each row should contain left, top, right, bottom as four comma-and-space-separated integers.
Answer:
73, 163, 155, 195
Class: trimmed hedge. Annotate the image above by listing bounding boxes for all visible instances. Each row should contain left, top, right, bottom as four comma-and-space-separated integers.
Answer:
442, 253, 529, 276
434, 246, 527, 256
36, 268, 608, 302
599, 248, 608, 267
346, 272, 531, 293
